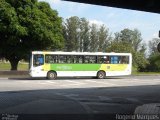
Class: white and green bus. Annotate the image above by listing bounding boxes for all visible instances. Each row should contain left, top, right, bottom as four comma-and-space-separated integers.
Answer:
29, 51, 132, 79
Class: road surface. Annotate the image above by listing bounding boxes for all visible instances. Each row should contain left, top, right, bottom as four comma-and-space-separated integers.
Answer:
0, 75, 160, 120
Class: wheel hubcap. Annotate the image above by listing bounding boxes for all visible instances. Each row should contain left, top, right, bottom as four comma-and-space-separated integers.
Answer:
50, 73, 55, 78
99, 72, 104, 78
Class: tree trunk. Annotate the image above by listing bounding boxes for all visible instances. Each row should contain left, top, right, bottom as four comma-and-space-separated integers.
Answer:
9, 59, 19, 71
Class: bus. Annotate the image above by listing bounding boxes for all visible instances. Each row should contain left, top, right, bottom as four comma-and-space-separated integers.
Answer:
29, 51, 132, 79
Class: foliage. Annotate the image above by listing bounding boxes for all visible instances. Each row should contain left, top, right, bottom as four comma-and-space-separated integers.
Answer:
89, 24, 98, 52
63, 16, 111, 52
148, 38, 160, 54
0, 0, 64, 70
97, 25, 110, 52
144, 53, 160, 72
106, 41, 133, 53
142, 38, 160, 72
114, 29, 143, 51
79, 18, 90, 52
63, 16, 80, 51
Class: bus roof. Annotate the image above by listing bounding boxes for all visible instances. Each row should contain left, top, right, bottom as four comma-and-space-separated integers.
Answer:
32, 51, 132, 56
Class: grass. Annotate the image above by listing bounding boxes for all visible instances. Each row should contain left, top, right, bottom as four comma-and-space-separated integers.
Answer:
131, 66, 160, 75
132, 72, 160, 75
0, 62, 29, 71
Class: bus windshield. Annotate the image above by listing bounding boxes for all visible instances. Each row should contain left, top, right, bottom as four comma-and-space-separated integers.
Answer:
33, 54, 44, 67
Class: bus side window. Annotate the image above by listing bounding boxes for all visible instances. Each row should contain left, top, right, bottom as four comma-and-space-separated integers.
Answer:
105, 56, 110, 64
45, 55, 57, 64
121, 56, 129, 64
59, 55, 64, 63
84, 56, 89, 63
97, 56, 103, 64
66, 56, 72, 63
90, 56, 96, 63
59, 55, 68, 63
111, 56, 119, 64
101, 56, 110, 64
73, 56, 78, 63
78, 56, 83, 63
76, 56, 79, 63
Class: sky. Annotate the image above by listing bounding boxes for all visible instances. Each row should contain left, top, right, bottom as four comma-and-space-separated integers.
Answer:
39, 0, 160, 43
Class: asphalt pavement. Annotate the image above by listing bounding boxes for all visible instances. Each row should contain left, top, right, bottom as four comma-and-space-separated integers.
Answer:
0, 75, 160, 120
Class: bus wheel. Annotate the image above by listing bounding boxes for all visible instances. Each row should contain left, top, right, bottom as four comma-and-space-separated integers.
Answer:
97, 71, 106, 79
47, 71, 57, 80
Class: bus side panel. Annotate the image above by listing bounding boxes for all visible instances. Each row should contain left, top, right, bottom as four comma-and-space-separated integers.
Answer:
47, 64, 100, 77
42, 63, 131, 77
99, 64, 131, 76
99, 64, 128, 71
57, 71, 97, 77
43, 64, 51, 71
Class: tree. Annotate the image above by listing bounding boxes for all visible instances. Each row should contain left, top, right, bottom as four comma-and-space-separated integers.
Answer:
63, 16, 80, 52
148, 38, 160, 54
145, 53, 160, 72
90, 24, 98, 52
0, 0, 64, 70
63, 16, 112, 52
97, 25, 111, 52
79, 18, 90, 52
106, 41, 133, 53
118, 28, 142, 51
144, 38, 160, 72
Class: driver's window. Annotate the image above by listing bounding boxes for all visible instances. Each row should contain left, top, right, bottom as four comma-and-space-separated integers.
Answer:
33, 54, 44, 67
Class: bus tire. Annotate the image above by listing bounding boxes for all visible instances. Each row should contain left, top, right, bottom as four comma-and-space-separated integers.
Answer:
47, 71, 57, 80
97, 71, 106, 79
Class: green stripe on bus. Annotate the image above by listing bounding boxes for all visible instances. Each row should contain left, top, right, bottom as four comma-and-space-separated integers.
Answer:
50, 64, 101, 71
43, 64, 128, 71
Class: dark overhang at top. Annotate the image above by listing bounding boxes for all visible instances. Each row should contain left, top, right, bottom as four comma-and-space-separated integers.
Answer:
63, 0, 160, 14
